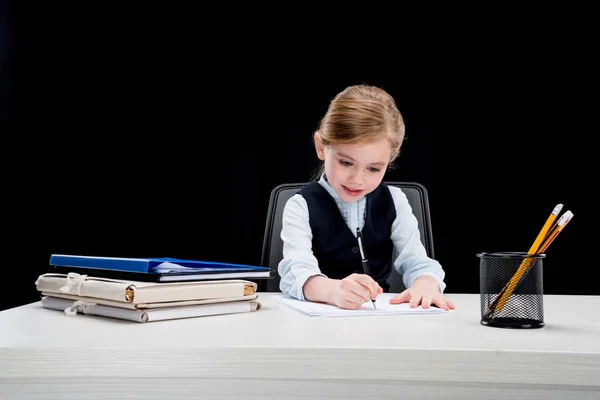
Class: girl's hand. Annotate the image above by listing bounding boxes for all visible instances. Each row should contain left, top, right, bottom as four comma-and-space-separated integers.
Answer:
331, 273, 383, 310
389, 275, 455, 311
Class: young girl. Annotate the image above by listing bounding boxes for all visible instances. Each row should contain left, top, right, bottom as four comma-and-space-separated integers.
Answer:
277, 84, 455, 311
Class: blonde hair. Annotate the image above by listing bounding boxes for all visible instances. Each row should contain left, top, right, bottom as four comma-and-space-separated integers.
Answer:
312, 84, 406, 180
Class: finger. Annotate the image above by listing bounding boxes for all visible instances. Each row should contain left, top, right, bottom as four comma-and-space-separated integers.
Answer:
349, 273, 381, 300
354, 274, 381, 300
421, 294, 433, 309
389, 290, 410, 304
337, 298, 364, 310
344, 287, 370, 306
431, 295, 448, 311
409, 293, 422, 308
444, 296, 456, 310
340, 277, 370, 304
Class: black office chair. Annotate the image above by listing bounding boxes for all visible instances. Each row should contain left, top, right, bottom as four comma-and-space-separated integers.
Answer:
260, 182, 436, 293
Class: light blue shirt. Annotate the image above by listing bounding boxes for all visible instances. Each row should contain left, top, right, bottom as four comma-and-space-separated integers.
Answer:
277, 175, 447, 300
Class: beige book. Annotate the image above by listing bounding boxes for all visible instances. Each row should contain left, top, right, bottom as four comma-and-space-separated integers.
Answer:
35, 272, 256, 304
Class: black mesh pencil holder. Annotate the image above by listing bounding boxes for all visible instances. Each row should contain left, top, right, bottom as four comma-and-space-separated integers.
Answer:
477, 252, 545, 329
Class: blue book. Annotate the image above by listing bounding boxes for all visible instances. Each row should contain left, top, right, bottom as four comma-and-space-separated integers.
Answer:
49, 254, 272, 282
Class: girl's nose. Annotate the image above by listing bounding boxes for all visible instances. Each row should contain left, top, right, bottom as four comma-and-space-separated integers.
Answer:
350, 169, 365, 185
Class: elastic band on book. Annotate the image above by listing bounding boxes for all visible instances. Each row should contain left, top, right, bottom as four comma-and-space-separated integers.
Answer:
59, 272, 88, 296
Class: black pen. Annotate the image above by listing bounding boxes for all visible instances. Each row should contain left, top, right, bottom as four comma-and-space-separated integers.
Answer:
356, 227, 377, 309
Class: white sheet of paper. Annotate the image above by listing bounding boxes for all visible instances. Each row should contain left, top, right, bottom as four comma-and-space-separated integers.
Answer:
271, 293, 445, 317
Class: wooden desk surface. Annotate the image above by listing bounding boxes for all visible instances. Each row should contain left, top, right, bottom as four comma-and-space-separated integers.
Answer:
1, 293, 599, 400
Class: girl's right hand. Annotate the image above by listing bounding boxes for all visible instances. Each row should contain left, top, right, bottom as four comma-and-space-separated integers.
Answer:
331, 273, 383, 310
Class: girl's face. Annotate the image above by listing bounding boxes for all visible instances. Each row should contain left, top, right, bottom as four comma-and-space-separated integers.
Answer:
315, 135, 391, 203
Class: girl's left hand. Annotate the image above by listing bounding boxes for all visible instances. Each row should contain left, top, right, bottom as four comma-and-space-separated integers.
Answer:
389, 275, 455, 311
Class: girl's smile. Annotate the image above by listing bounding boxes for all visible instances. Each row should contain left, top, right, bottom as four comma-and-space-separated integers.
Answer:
341, 185, 364, 197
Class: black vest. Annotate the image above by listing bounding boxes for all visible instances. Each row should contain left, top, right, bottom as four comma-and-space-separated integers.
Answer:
299, 181, 396, 292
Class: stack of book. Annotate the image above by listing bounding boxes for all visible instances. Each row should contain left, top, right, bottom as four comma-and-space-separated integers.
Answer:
35, 254, 271, 323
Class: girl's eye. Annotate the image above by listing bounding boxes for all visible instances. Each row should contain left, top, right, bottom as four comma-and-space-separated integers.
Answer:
368, 167, 381, 173
339, 160, 352, 167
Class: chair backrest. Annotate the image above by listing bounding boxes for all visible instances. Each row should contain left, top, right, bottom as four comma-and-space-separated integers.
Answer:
260, 182, 435, 293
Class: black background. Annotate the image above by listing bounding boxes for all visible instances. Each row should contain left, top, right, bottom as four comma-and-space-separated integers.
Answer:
1, 2, 596, 311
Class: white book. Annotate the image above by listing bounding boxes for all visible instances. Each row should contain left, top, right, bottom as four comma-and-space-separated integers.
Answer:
41, 291, 258, 310
41, 296, 261, 323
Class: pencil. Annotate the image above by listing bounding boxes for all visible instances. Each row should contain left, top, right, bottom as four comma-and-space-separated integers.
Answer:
495, 209, 572, 301
504, 211, 574, 302
487, 209, 572, 317
485, 204, 564, 316
537, 211, 573, 254
527, 203, 563, 254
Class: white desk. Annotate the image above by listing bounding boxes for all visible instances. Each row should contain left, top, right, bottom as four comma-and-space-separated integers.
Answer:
1, 293, 599, 400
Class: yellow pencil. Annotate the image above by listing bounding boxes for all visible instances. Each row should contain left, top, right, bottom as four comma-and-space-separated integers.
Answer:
539, 223, 559, 252
527, 203, 563, 254
486, 204, 563, 316
537, 211, 573, 254
538, 211, 565, 253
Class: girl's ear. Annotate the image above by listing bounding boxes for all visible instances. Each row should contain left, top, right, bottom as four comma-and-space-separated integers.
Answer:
314, 131, 325, 160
